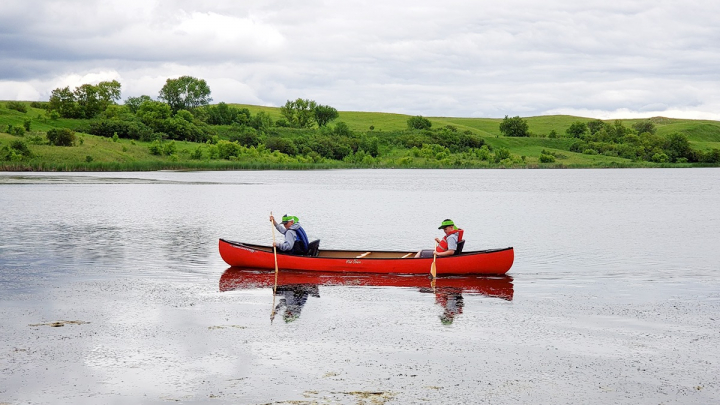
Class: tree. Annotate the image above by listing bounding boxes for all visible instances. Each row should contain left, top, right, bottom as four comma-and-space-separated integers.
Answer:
333, 122, 351, 137
48, 86, 81, 118
633, 120, 656, 135
205, 102, 237, 125
498, 115, 529, 137
136, 100, 172, 132
49, 80, 121, 118
313, 104, 339, 127
250, 111, 273, 132
96, 80, 121, 110
125, 95, 153, 114
664, 132, 692, 162
280, 98, 317, 128
407, 116, 432, 130
74, 84, 101, 118
566, 121, 589, 139
587, 119, 606, 135
158, 76, 212, 114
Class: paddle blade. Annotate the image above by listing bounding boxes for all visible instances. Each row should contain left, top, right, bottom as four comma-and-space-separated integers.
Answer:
430, 259, 437, 278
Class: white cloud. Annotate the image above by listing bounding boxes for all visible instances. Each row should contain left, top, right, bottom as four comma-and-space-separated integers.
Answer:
1, 0, 719, 119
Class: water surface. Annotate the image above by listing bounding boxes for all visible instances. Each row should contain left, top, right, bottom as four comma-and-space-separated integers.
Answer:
1, 169, 718, 404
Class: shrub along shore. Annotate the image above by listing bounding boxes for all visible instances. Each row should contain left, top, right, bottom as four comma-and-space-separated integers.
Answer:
2, 96, 720, 171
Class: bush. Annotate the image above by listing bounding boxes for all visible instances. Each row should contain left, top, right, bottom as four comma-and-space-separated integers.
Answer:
265, 137, 298, 156
163, 141, 177, 156
30, 101, 49, 109
633, 120, 656, 135
190, 146, 203, 160
6, 101, 27, 113
88, 118, 152, 140
475, 146, 491, 161
149, 140, 162, 155
1, 140, 34, 160
569, 140, 588, 153
46, 128, 76, 146
407, 116, 432, 130
499, 115, 529, 137
10, 140, 33, 157
333, 122, 352, 137
494, 147, 511, 163
216, 140, 243, 159
702, 149, 720, 164
651, 152, 669, 163
539, 152, 556, 163
566, 121, 589, 139
7, 125, 25, 136
228, 125, 261, 147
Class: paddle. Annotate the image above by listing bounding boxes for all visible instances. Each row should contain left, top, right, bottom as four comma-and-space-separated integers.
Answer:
270, 212, 279, 322
430, 241, 437, 279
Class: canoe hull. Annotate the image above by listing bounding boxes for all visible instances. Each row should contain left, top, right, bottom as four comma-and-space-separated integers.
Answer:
219, 239, 514, 275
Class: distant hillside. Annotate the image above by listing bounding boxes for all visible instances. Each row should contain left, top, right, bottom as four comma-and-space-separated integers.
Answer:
2, 100, 719, 170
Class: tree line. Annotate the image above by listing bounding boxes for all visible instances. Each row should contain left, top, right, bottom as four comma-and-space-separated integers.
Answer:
29, 76, 488, 163
499, 115, 720, 164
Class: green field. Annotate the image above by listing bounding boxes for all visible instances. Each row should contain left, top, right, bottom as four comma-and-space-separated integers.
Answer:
2, 100, 719, 171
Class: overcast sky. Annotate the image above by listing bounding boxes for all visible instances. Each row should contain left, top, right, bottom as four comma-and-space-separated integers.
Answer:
1, 0, 719, 119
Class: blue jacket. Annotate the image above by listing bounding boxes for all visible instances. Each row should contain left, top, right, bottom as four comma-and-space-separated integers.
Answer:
275, 223, 309, 254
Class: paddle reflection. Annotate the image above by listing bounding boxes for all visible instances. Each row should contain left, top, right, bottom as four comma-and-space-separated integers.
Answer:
219, 268, 513, 323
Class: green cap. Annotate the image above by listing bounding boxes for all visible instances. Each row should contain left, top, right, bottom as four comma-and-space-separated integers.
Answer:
438, 219, 455, 229
281, 215, 299, 224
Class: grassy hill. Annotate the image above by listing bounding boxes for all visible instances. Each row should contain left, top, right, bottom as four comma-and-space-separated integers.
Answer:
2, 100, 719, 170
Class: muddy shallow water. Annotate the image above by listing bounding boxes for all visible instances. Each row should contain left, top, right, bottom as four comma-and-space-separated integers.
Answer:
1, 169, 719, 404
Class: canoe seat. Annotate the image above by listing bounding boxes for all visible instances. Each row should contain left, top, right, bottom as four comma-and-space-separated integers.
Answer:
455, 240, 465, 255
306, 239, 320, 257
356, 252, 371, 258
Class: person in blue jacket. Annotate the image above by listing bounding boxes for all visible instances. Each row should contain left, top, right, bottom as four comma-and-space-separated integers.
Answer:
270, 214, 310, 255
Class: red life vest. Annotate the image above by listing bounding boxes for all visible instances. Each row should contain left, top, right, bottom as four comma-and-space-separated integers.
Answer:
436, 228, 464, 252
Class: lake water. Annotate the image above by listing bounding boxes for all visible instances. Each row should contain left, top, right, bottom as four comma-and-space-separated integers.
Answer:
1, 169, 718, 404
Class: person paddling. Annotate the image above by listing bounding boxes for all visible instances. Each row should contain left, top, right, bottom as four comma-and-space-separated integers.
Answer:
270, 214, 310, 255
415, 219, 464, 258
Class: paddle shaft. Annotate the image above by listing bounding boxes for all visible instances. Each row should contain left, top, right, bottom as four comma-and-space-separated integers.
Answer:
431, 241, 437, 278
270, 212, 279, 322
271, 212, 279, 286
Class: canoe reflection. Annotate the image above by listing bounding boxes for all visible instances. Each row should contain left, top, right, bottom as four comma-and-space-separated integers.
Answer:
219, 268, 513, 323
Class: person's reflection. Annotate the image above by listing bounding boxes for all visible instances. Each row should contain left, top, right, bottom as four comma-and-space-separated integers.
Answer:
273, 284, 320, 322
434, 287, 464, 325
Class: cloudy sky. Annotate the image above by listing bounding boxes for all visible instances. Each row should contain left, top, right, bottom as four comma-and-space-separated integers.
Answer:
1, 0, 719, 119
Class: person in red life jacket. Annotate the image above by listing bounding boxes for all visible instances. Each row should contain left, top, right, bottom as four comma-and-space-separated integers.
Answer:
415, 219, 464, 258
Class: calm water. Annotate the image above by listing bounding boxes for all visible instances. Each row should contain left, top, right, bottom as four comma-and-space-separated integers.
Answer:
1, 169, 719, 404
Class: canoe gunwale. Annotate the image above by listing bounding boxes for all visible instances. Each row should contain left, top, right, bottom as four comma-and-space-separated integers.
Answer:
219, 238, 513, 259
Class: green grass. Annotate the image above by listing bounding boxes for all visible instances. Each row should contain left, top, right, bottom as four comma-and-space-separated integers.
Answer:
2, 100, 720, 170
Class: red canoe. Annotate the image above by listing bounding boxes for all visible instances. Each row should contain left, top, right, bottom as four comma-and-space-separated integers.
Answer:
219, 268, 514, 300
218, 239, 514, 275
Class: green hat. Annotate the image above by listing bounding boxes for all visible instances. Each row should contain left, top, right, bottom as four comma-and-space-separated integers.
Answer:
281, 215, 299, 224
438, 219, 455, 229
